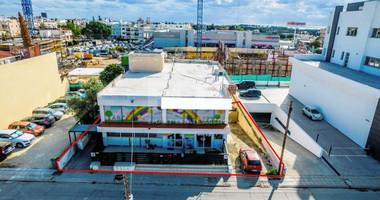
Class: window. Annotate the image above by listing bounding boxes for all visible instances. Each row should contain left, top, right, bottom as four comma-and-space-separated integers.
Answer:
327, 26, 330, 34
336, 27, 340, 35
371, 28, 380, 38
346, 27, 358, 36
341, 51, 345, 60
332, 50, 335, 58
365, 56, 380, 69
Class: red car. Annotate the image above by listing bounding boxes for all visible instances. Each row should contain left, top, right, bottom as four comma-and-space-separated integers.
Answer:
8, 121, 45, 136
239, 147, 262, 173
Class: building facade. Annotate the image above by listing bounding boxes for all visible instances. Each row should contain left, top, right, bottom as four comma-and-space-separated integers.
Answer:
323, 0, 380, 76
154, 30, 282, 49
288, 0, 380, 159
97, 52, 233, 155
111, 23, 148, 42
0, 17, 21, 38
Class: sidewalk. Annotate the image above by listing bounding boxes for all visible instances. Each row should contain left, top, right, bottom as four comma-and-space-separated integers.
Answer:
1, 168, 379, 190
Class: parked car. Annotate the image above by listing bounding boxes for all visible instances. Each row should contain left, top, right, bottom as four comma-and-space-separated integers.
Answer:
239, 89, 262, 97
32, 107, 64, 120
0, 141, 15, 161
236, 80, 256, 90
49, 98, 68, 105
21, 114, 56, 127
239, 147, 262, 173
302, 106, 323, 121
49, 103, 68, 113
67, 91, 87, 99
0, 129, 35, 148
8, 121, 45, 136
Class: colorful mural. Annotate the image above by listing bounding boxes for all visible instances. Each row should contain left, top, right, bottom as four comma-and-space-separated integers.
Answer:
104, 106, 225, 124
104, 106, 122, 122
105, 106, 162, 123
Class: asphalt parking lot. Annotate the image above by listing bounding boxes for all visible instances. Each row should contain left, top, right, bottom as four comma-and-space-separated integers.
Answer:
0, 115, 76, 169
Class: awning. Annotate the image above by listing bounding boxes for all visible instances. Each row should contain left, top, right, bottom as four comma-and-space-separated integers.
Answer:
69, 124, 98, 132
161, 97, 232, 110
69, 83, 82, 88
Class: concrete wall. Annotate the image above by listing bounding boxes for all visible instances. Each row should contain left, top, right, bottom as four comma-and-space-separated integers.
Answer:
0, 53, 69, 128
129, 52, 164, 72
243, 103, 324, 158
289, 58, 379, 148
270, 106, 323, 158
366, 99, 380, 159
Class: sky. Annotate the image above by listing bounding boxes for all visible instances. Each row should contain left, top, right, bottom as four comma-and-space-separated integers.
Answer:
0, 0, 366, 26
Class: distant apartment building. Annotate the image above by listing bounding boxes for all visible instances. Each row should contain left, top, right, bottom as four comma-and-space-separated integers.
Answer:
39, 29, 73, 43
147, 22, 191, 31
323, 0, 380, 76
0, 17, 21, 38
154, 30, 283, 49
153, 29, 195, 48
96, 52, 233, 165
289, 0, 380, 159
111, 23, 149, 42
36, 39, 63, 54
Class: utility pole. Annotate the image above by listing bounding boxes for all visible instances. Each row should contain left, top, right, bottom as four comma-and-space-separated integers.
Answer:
123, 173, 131, 200
278, 101, 293, 175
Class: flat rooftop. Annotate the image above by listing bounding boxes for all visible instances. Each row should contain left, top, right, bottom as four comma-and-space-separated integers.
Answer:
304, 61, 380, 90
100, 62, 229, 98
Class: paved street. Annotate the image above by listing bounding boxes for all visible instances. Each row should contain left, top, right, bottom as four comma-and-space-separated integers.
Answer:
0, 178, 379, 200
0, 115, 76, 168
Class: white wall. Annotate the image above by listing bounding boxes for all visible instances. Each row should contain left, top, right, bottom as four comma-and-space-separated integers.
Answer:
289, 58, 380, 147
271, 106, 323, 158
57, 147, 75, 169
324, 1, 380, 76
244, 102, 324, 158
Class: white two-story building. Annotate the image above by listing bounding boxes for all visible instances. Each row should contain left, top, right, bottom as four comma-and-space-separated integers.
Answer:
96, 52, 234, 160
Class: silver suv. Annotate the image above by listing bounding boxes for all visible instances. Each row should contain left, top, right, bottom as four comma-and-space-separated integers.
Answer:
33, 107, 64, 120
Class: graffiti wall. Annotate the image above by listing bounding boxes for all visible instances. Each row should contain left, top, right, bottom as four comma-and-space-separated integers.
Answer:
104, 106, 162, 123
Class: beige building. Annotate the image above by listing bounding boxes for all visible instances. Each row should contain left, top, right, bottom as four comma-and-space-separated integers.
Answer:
0, 18, 21, 38
0, 53, 69, 128
36, 39, 63, 53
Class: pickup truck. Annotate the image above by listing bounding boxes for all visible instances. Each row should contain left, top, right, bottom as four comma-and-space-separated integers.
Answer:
235, 80, 256, 90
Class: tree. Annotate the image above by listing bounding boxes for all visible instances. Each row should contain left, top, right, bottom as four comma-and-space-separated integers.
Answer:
61, 21, 81, 37
18, 12, 33, 47
67, 78, 104, 123
81, 21, 111, 39
105, 110, 113, 120
99, 64, 125, 85
309, 39, 321, 49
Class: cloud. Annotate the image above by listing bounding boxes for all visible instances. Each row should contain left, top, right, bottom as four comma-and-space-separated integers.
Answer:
0, 0, 367, 26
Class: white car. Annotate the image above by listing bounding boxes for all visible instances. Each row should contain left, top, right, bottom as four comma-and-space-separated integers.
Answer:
0, 129, 35, 148
49, 103, 68, 113
302, 106, 323, 121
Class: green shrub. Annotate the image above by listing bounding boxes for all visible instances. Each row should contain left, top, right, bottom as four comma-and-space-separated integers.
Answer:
266, 168, 278, 175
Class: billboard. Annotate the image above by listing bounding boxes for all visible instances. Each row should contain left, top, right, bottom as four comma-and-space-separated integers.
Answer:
41, 12, 47, 18
287, 21, 306, 26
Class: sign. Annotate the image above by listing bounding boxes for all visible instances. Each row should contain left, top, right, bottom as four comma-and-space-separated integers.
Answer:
287, 21, 306, 27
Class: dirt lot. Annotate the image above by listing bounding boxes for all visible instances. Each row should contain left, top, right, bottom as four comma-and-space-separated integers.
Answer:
87, 57, 121, 68
0, 115, 76, 169
227, 123, 273, 175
